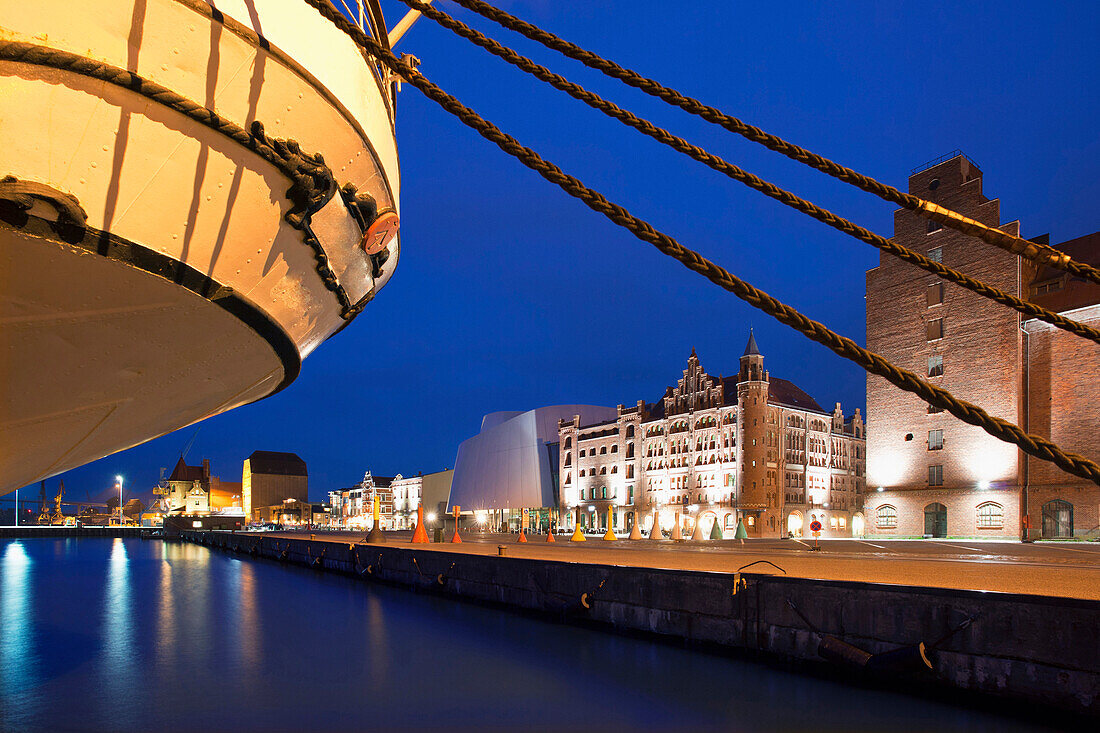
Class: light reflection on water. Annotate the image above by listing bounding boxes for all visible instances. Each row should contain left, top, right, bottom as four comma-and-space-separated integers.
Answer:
1, 541, 36, 697
0, 538, 1063, 733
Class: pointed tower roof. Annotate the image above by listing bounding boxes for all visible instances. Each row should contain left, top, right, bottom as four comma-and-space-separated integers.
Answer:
742, 328, 761, 357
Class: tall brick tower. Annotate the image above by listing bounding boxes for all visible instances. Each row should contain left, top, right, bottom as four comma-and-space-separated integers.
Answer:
737, 330, 776, 536
865, 152, 1022, 537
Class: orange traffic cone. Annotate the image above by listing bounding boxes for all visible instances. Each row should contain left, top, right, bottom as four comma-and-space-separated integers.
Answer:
547, 512, 556, 542
411, 505, 429, 544
518, 529, 528, 543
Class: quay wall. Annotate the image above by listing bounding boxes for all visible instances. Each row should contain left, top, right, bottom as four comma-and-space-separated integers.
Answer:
179, 530, 1099, 716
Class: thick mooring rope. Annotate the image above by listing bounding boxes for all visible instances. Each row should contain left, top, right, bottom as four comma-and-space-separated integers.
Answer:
303, 0, 1100, 486
443, 0, 1100, 288
391, 0, 1100, 347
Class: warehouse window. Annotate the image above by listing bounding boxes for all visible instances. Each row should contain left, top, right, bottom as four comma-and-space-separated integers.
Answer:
977, 502, 1004, 529
926, 318, 944, 341
876, 505, 897, 528
926, 282, 944, 307
928, 355, 943, 378
928, 246, 942, 263
928, 465, 944, 486
928, 429, 944, 450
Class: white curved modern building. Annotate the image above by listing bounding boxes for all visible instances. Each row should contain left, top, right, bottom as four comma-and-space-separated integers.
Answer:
448, 405, 616, 529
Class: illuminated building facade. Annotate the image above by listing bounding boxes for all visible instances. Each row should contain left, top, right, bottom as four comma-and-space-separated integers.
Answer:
328, 471, 394, 529
164, 456, 242, 515
242, 451, 308, 519
390, 474, 423, 529
864, 153, 1100, 538
558, 336, 866, 538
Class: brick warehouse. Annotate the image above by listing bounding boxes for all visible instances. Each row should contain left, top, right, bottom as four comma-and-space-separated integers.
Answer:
864, 152, 1100, 539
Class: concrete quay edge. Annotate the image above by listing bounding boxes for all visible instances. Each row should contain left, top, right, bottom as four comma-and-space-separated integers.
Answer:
175, 530, 1099, 717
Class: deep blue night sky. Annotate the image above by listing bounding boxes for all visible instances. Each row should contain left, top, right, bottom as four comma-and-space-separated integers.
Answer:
24, 1, 1100, 503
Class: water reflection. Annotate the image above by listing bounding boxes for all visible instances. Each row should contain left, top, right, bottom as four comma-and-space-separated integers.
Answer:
100, 538, 136, 727
155, 543, 176, 665
0, 541, 36, 697
237, 559, 261, 671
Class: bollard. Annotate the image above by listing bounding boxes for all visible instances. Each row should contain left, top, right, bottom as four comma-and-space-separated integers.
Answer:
689, 518, 705, 541
569, 523, 586, 542
710, 517, 724, 540
670, 512, 683, 541
627, 521, 642, 540
602, 506, 616, 541
497, 544, 506, 556
649, 509, 663, 540
411, 505, 429, 544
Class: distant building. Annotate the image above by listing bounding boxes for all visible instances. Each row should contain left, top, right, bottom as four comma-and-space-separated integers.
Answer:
421, 468, 454, 523
251, 498, 328, 526
559, 338, 865, 539
242, 451, 307, 518
390, 474, 422, 529
864, 153, 1100, 539
328, 471, 394, 529
164, 457, 242, 515
448, 405, 618, 531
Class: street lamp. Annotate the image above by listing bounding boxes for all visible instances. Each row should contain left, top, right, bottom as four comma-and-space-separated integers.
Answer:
116, 475, 123, 526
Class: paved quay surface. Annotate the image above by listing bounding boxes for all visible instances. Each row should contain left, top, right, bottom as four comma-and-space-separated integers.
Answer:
263, 530, 1100, 601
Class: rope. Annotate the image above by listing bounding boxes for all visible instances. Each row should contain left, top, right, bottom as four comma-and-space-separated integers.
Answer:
444, 0, 1100, 288
0, 41, 358, 318
303, 0, 1100, 487
392, 0, 1100, 347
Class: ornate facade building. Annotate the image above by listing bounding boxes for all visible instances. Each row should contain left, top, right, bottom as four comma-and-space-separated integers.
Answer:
558, 334, 866, 538
864, 153, 1100, 539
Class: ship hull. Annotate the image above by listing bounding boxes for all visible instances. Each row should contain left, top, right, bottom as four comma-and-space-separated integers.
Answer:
0, 0, 400, 491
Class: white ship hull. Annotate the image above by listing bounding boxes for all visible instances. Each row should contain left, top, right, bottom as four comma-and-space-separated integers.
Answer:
0, 0, 400, 491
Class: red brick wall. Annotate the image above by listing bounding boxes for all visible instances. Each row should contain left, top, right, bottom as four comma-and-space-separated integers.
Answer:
866, 156, 1022, 520
1024, 306, 1100, 537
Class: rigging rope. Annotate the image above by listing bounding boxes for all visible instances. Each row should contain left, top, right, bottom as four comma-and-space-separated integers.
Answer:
302, 0, 1100, 487
391, 0, 1100, 347
444, 0, 1100, 289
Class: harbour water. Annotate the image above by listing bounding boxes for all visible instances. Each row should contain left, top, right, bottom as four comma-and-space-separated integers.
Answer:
0, 538, 1061, 732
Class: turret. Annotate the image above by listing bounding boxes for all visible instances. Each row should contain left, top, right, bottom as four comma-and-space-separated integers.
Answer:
736, 329, 775, 536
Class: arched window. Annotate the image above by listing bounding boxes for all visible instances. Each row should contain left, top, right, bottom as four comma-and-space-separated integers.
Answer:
611, 444, 618, 453
626, 442, 634, 458
976, 502, 1003, 529
579, 449, 585, 457
563, 452, 571, 467
876, 505, 898, 528
626, 425, 635, 438
601, 487, 608, 499
564, 436, 572, 449
600, 467, 607, 475
626, 465, 634, 479
610, 466, 617, 474
600, 446, 607, 455
579, 469, 585, 477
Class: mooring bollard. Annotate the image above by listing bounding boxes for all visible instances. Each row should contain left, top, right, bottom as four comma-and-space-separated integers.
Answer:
497, 544, 506, 556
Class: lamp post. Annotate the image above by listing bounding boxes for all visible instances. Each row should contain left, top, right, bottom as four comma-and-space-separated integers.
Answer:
116, 475, 124, 526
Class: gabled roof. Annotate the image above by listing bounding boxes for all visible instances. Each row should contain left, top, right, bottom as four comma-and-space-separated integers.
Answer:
168, 456, 205, 482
